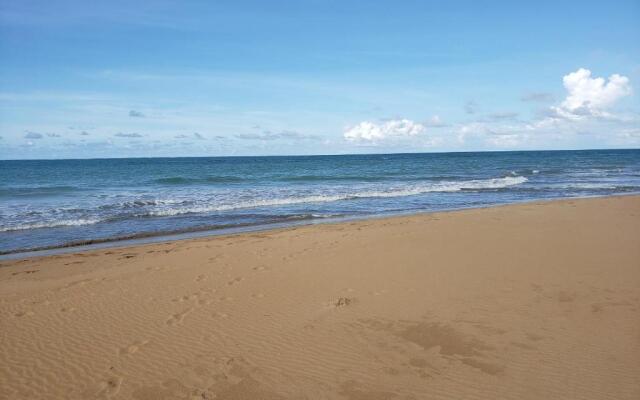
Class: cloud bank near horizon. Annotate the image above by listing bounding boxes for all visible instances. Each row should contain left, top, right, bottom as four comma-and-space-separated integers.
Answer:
1, 67, 637, 159
340, 68, 635, 150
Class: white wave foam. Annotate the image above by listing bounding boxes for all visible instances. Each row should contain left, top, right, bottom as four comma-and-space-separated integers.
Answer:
143, 176, 528, 217
543, 182, 619, 190
1, 176, 528, 230
0, 218, 101, 232
356, 176, 528, 198
144, 194, 350, 217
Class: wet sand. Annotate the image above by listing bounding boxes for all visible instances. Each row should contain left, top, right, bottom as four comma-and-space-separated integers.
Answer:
1, 195, 639, 399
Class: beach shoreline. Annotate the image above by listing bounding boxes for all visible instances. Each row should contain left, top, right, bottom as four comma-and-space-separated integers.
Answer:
1, 195, 639, 399
2, 192, 638, 262
4, 149, 639, 258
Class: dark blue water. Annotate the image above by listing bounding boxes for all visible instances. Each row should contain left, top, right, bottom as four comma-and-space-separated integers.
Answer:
1, 150, 639, 254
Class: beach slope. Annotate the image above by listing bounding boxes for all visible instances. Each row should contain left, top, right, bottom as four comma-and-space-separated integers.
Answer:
1, 196, 639, 399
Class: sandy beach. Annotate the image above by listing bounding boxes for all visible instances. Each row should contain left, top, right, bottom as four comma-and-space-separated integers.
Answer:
1, 195, 639, 399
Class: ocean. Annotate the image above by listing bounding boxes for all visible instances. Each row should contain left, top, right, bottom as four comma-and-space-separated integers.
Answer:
1, 149, 639, 256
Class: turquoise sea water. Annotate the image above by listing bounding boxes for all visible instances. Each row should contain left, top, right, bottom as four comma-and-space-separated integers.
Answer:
1, 149, 639, 255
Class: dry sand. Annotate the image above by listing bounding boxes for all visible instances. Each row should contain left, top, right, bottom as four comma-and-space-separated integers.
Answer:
1, 196, 639, 399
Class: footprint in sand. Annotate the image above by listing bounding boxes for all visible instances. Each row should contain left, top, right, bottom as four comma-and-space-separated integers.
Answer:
227, 277, 244, 286
92, 371, 123, 399
331, 297, 356, 308
166, 308, 193, 326
195, 274, 207, 282
171, 294, 196, 303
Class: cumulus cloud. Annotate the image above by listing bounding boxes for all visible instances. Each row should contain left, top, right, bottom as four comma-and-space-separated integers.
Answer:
46, 133, 61, 137
235, 130, 320, 141
129, 110, 145, 118
341, 68, 635, 150
114, 132, 143, 138
343, 119, 425, 143
24, 131, 43, 139
554, 68, 631, 118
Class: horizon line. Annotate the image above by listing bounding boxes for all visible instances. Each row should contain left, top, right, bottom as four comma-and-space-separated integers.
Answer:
1, 147, 639, 162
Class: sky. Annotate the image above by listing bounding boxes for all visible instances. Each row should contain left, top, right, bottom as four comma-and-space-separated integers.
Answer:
0, 0, 639, 159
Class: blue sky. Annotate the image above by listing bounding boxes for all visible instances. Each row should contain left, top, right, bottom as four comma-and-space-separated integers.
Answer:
1, 0, 639, 159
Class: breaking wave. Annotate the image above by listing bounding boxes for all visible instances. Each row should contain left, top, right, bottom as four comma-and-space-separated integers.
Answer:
139, 176, 528, 217
0, 176, 527, 231
0, 218, 101, 232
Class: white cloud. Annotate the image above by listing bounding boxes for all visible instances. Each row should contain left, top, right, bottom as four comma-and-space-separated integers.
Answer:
343, 119, 425, 142
555, 68, 631, 118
